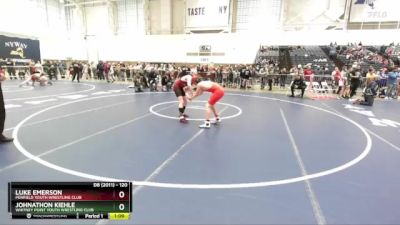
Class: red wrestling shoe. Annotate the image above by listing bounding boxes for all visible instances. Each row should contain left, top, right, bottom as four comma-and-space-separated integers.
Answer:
179, 116, 188, 123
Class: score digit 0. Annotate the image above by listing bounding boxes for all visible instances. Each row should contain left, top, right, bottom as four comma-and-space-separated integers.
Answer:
118, 191, 125, 199
119, 203, 125, 211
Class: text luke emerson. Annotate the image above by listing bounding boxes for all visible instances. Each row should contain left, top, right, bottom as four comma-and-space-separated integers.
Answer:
15, 190, 63, 196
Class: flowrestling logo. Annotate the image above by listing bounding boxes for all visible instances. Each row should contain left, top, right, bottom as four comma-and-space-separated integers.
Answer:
354, 0, 376, 9
350, 0, 400, 22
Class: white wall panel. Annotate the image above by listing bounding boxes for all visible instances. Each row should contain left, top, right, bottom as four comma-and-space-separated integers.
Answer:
172, 0, 185, 34
236, 0, 281, 32
149, 0, 161, 34
92, 33, 260, 64
117, 0, 145, 35
283, 0, 346, 30
85, 5, 111, 36
0, 0, 66, 37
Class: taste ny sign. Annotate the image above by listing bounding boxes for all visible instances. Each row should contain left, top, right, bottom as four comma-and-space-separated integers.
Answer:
185, 0, 230, 29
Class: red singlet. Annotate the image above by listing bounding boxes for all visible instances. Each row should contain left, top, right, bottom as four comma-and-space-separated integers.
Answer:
207, 84, 224, 105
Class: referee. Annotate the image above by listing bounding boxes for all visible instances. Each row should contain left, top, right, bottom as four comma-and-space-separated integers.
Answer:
0, 64, 13, 143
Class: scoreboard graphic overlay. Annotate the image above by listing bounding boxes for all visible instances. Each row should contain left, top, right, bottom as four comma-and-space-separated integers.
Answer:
8, 182, 132, 220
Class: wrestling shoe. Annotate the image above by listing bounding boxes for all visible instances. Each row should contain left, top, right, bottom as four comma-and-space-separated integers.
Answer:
0, 135, 13, 143
211, 117, 221, 124
199, 121, 211, 128
179, 116, 188, 123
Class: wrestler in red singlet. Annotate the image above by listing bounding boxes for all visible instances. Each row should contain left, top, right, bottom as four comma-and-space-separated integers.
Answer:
172, 70, 197, 123
207, 82, 224, 106
189, 80, 224, 128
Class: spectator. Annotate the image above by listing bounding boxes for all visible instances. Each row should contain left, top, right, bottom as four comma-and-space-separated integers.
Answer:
386, 67, 399, 99
303, 65, 314, 90
127, 64, 133, 80
78, 62, 83, 80
48, 61, 58, 80
90, 62, 97, 79
331, 67, 341, 93
6, 59, 16, 80
289, 65, 297, 76
349, 67, 361, 98
341, 66, 350, 98
104, 61, 110, 82
258, 67, 267, 90
240, 66, 251, 89
0, 66, 13, 143
297, 64, 304, 76
71, 61, 80, 82
352, 79, 378, 106
161, 71, 172, 92
42, 60, 50, 75
108, 63, 115, 83
97, 61, 104, 80
120, 62, 126, 82
329, 46, 337, 60
279, 68, 287, 89
366, 67, 378, 86
82, 62, 89, 80
289, 75, 306, 98
304, 65, 313, 81
148, 68, 157, 91
266, 66, 273, 91
34, 61, 43, 74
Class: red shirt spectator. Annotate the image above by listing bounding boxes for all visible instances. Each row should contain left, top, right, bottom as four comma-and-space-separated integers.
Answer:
103, 62, 110, 74
332, 67, 341, 83
303, 66, 314, 81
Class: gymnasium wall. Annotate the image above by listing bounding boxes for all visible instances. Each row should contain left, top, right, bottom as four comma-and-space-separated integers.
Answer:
91, 33, 260, 64
282, 0, 346, 30
32, 29, 400, 63
0, 0, 86, 60
259, 29, 399, 46
1, 0, 398, 64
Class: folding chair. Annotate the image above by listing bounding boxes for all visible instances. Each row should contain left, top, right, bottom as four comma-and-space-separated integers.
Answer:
320, 81, 330, 93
